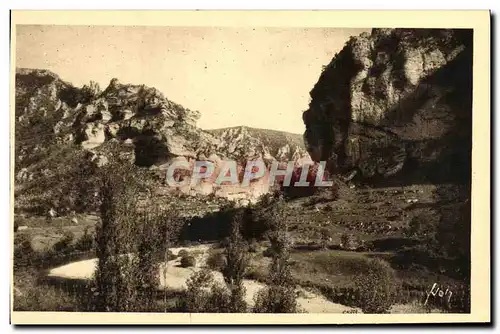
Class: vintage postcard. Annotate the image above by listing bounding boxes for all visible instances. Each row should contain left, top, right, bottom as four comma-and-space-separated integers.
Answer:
10, 10, 490, 324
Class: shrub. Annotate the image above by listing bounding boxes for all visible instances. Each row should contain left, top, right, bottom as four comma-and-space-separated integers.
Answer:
180, 255, 196, 268
248, 239, 259, 253
14, 284, 79, 311
178, 249, 189, 258
406, 211, 438, 239
14, 234, 35, 265
257, 193, 274, 207
166, 249, 177, 261
74, 228, 94, 252
206, 283, 231, 313
340, 233, 360, 251
253, 198, 297, 313
52, 231, 75, 253
182, 269, 214, 312
262, 247, 274, 258
206, 250, 226, 271
253, 285, 297, 313
181, 269, 231, 312
80, 80, 101, 103
353, 258, 400, 313
319, 227, 333, 249
244, 266, 267, 282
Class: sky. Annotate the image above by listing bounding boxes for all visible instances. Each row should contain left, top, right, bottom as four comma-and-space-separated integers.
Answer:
16, 25, 369, 134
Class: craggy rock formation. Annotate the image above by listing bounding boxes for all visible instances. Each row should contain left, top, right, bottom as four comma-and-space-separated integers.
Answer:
208, 126, 308, 164
14, 69, 309, 213
303, 29, 473, 184
15, 69, 229, 171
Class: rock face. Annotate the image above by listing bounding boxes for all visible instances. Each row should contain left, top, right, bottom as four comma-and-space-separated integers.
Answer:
15, 69, 218, 166
71, 77, 216, 164
303, 29, 472, 184
208, 126, 309, 164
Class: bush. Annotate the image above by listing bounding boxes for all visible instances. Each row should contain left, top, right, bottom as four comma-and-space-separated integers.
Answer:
181, 269, 231, 312
181, 269, 214, 312
180, 255, 196, 268
177, 249, 189, 258
256, 193, 275, 207
14, 284, 79, 311
80, 80, 101, 103
14, 234, 35, 265
166, 249, 177, 261
244, 266, 267, 282
52, 231, 75, 253
206, 250, 226, 271
353, 258, 400, 313
406, 211, 438, 239
248, 240, 259, 253
319, 228, 333, 249
262, 247, 274, 258
74, 228, 94, 252
206, 283, 231, 313
253, 285, 297, 313
253, 198, 297, 313
340, 233, 360, 251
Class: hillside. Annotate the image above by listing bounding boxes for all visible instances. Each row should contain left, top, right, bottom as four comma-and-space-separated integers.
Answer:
14, 69, 311, 214
208, 126, 307, 163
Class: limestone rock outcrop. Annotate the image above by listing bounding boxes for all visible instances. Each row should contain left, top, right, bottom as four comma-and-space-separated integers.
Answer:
14, 69, 310, 213
303, 28, 473, 183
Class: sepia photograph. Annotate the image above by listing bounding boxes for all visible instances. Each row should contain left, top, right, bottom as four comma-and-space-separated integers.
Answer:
9, 10, 490, 325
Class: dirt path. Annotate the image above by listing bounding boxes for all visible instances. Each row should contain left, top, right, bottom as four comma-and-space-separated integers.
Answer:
48, 244, 358, 313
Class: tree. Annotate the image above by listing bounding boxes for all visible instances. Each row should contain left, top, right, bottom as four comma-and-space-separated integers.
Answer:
92, 163, 149, 312
222, 211, 249, 312
80, 80, 101, 103
435, 199, 471, 280
93, 171, 126, 311
180, 211, 251, 313
253, 198, 297, 313
319, 227, 332, 250
354, 258, 399, 314
155, 206, 182, 312
182, 269, 222, 312
133, 213, 160, 311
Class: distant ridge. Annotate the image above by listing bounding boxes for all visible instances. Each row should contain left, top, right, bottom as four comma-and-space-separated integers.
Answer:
207, 125, 306, 159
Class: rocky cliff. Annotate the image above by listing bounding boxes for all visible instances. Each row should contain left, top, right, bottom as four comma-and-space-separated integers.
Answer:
303, 28, 473, 184
208, 126, 308, 163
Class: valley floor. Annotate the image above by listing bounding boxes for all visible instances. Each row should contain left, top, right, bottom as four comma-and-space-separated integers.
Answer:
13, 182, 468, 313
47, 244, 359, 313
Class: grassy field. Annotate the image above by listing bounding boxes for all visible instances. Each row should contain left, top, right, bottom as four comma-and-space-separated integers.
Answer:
14, 214, 98, 252
284, 183, 439, 245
